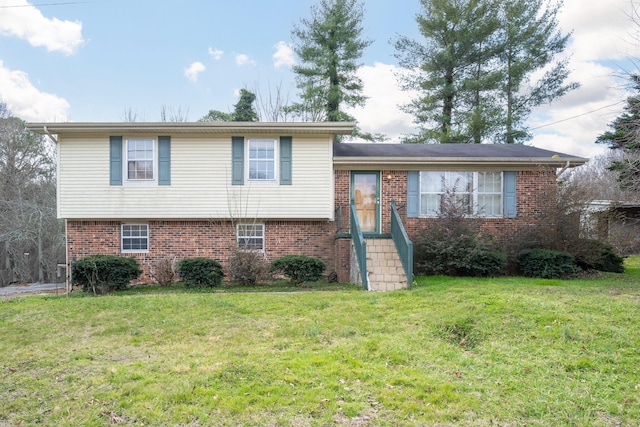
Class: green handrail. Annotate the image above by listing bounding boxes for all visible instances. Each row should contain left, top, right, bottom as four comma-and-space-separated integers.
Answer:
390, 199, 413, 287
350, 202, 368, 290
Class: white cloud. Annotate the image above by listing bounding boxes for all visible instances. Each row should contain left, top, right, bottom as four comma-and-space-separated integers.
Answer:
208, 47, 223, 60
235, 54, 256, 66
560, 0, 639, 62
273, 41, 295, 68
184, 61, 206, 82
346, 62, 415, 142
0, 0, 84, 55
0, 60, 69, 121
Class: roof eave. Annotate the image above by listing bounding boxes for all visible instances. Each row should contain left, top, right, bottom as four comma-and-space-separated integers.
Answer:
26, 121, 356, 136
333, 156, 588, 168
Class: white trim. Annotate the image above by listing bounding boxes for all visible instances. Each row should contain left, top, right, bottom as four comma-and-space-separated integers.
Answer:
247, 138, 277, 183
418, 171, 504, 218
124, 138, 157, 184
121, 223, 149, 253
236, 223, 265, 251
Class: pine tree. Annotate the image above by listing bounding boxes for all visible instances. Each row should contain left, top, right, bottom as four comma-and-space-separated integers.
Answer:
498, 0, 578, 143
232, 89, 259, 122
199, 89, 259, 122
596, 75, 640, 193
395, 0, 578, 144
290, 0, 371, 123
395, 0, 502, 143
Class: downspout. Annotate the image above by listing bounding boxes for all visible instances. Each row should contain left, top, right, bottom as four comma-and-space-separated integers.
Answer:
44, 126, 67, 295
557, 160, 571, 177
43, 126, 59, 144
65, 219, 70, 297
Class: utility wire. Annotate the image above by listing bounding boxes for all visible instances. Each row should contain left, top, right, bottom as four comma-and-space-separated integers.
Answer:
0, 1, 108, 8
530, 101, 626, 130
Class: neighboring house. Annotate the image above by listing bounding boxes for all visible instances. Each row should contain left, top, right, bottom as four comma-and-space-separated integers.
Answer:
28, 122, 587, 290
586, 200, 640, 253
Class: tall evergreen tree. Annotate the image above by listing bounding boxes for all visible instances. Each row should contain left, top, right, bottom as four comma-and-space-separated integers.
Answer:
232, 89, 259, 122
498, 0, 578, 143
395, 0, 578, 144
199, 89, 259, 122
290, 0, 371, 123
395, 0, 502, 143
596, 75, 640, 193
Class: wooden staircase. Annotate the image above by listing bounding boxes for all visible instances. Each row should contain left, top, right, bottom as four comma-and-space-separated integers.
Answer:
365, 238, 408, 291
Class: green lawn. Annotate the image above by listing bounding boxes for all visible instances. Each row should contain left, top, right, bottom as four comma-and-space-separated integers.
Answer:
1, 257, 639, 426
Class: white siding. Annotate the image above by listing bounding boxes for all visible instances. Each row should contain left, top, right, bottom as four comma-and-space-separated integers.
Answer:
58, 135, 334, 220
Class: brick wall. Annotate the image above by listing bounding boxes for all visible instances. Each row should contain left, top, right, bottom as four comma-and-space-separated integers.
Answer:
334, 167, 559, 244
67, 219, 337, 284
67, 168, 558, 285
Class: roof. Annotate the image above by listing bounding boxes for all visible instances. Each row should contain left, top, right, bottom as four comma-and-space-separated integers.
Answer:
333, 142, 588, 169
26, 121, 356, 137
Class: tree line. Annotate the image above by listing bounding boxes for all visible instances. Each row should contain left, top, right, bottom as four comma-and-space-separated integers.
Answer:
0, 104, 64, 286
200, 0, 578, 146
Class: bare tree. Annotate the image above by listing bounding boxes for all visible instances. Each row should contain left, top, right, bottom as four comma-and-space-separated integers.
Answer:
160, 105, 190, 122
0, 103, 64, 285
121, 107, 144, 122
251, 81, 293, 122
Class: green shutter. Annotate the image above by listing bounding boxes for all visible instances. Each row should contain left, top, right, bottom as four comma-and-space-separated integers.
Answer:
158, 136, 171, 185
231, 136, 244, 185
279, 136, 292, 185
109, 136, 123, 186
407, 171, 420, 218
504, 171, 516, 218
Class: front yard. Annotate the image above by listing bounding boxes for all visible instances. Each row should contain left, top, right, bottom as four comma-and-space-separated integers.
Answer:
1, 256, 639, 426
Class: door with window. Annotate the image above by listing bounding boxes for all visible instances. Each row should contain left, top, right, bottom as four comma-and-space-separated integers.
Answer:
351, 172, 380, 234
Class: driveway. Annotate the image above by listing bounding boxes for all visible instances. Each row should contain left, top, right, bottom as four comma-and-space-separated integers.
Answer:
0, 282, 66, 298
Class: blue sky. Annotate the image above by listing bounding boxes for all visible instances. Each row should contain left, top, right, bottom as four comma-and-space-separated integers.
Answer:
1, 0, 639, 158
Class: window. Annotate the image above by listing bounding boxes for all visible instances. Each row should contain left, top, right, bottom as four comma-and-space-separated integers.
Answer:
236, 224, 265, 251
248, 139, 276, 181
126, 139, 155, 181
122, 224, 149, 252
419, 171, 503, 217
477, 171, 503, 217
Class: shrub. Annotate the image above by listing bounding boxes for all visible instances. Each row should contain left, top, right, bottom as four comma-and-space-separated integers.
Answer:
152, 257, 177, 286
227, 248, 270, 286
177, 257, 224, 288
571, 239, 625, 273
518, 249, 575, 279
72, 255, 141, 294
414, 228, 505, 277
270, 255, 326, 285
462, 251, 507, 277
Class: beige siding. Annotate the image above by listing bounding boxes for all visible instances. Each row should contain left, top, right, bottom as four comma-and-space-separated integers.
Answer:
58, 135, 334, 220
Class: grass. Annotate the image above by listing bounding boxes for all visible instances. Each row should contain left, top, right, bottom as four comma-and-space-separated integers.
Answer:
1, 256, 639, 426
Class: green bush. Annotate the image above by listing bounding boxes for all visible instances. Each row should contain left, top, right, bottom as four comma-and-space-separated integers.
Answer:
415, 232, 505, 277
72, 255, 141, 294
228, 248, 270, 286
270, 255, 326, 284
177, 257, 224, 288
571, 239, 625, 273
518, 249, 575, 279
463, 251, 507, 277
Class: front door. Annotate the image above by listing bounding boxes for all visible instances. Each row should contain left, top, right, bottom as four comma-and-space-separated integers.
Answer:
352, 172, 380, 234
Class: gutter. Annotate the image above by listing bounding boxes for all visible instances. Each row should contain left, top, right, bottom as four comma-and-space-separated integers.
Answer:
333, 156, 588, 169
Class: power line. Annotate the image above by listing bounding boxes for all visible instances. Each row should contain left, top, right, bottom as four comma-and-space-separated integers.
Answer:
0, 1, 108, 8
530, 101, 626, 131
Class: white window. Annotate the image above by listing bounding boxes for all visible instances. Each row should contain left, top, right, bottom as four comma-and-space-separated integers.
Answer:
419, 171, 503, 217
126, 139, 155, 181
248, 139, 276, 181
476, 171, 503, 217
122, 224, 149, 252
236, 224, 265, 251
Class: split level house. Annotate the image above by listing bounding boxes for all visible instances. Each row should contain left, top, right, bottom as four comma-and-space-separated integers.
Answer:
28, 122, 588, 291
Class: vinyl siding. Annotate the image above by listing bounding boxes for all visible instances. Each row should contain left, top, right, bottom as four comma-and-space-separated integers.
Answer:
58, 135, 334, 220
